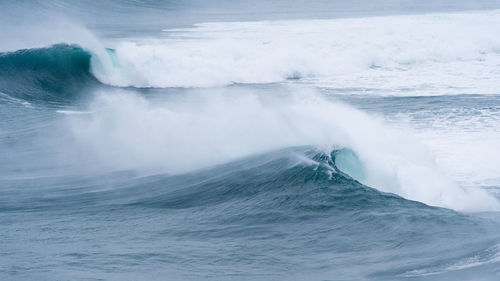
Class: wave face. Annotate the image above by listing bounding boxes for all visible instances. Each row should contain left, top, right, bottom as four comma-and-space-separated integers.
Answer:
0, 147, 398, 211
1, 147, 500, 280
0, 44, 98, 103
92, 10, 500, 95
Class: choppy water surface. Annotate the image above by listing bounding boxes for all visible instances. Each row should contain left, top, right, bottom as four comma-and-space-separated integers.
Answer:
1, 1, 500, 280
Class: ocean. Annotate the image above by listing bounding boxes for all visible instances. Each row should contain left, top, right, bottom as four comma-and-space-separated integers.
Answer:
1, 0, 500, 280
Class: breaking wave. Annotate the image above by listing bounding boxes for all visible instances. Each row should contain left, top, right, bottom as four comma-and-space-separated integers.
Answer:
3, 10, 500, 99
93, 10, 500, 94
63, 89, 499, 211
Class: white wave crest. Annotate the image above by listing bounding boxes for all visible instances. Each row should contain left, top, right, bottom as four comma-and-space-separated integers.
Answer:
92, 10, 500, 94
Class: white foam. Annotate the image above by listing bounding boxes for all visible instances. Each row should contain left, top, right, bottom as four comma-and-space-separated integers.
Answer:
93, 10, 500, 95
56, 110, 92, 115
406, 112, 500, 189
66, 88, 499, 212
0, 92, 33, 108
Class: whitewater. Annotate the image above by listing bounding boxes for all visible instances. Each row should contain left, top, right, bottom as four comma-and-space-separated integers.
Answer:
1, 1, 500, 280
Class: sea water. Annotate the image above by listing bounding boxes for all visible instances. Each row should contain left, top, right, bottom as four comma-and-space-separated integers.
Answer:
1, 1, 500, 280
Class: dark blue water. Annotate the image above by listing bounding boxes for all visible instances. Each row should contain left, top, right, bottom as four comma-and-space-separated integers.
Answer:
2, 1, 500, 280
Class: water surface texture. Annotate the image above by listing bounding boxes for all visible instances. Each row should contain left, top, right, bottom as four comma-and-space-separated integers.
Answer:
2, 1, 500, 280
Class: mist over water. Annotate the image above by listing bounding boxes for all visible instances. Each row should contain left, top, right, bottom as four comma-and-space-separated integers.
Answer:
2, 1, 500, 280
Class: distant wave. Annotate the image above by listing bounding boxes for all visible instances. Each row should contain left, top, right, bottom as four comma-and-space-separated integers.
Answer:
0, 44, 99, 104
3, 10, 500, 98
91, 10, 500, 94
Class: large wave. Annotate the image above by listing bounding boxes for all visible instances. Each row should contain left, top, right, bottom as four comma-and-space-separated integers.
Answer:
63, 89, 499, 211
91, 10, 500, 95
3, 10, 500, 99
0, 146, 456, 216
5, 143, 498, 280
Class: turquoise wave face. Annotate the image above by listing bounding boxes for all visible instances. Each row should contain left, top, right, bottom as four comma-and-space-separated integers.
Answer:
0, 44, 98, 104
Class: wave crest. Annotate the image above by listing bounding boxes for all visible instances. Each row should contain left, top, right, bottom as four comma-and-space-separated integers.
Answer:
93, 10, 500, 94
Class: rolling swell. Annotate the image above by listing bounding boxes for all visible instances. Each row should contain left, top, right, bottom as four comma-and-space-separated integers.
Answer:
124, 148, 499, 280
2, 147, 455, 217
1, 147, 498, 280
0, 44, 99, 104
126, 148, 460, 224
